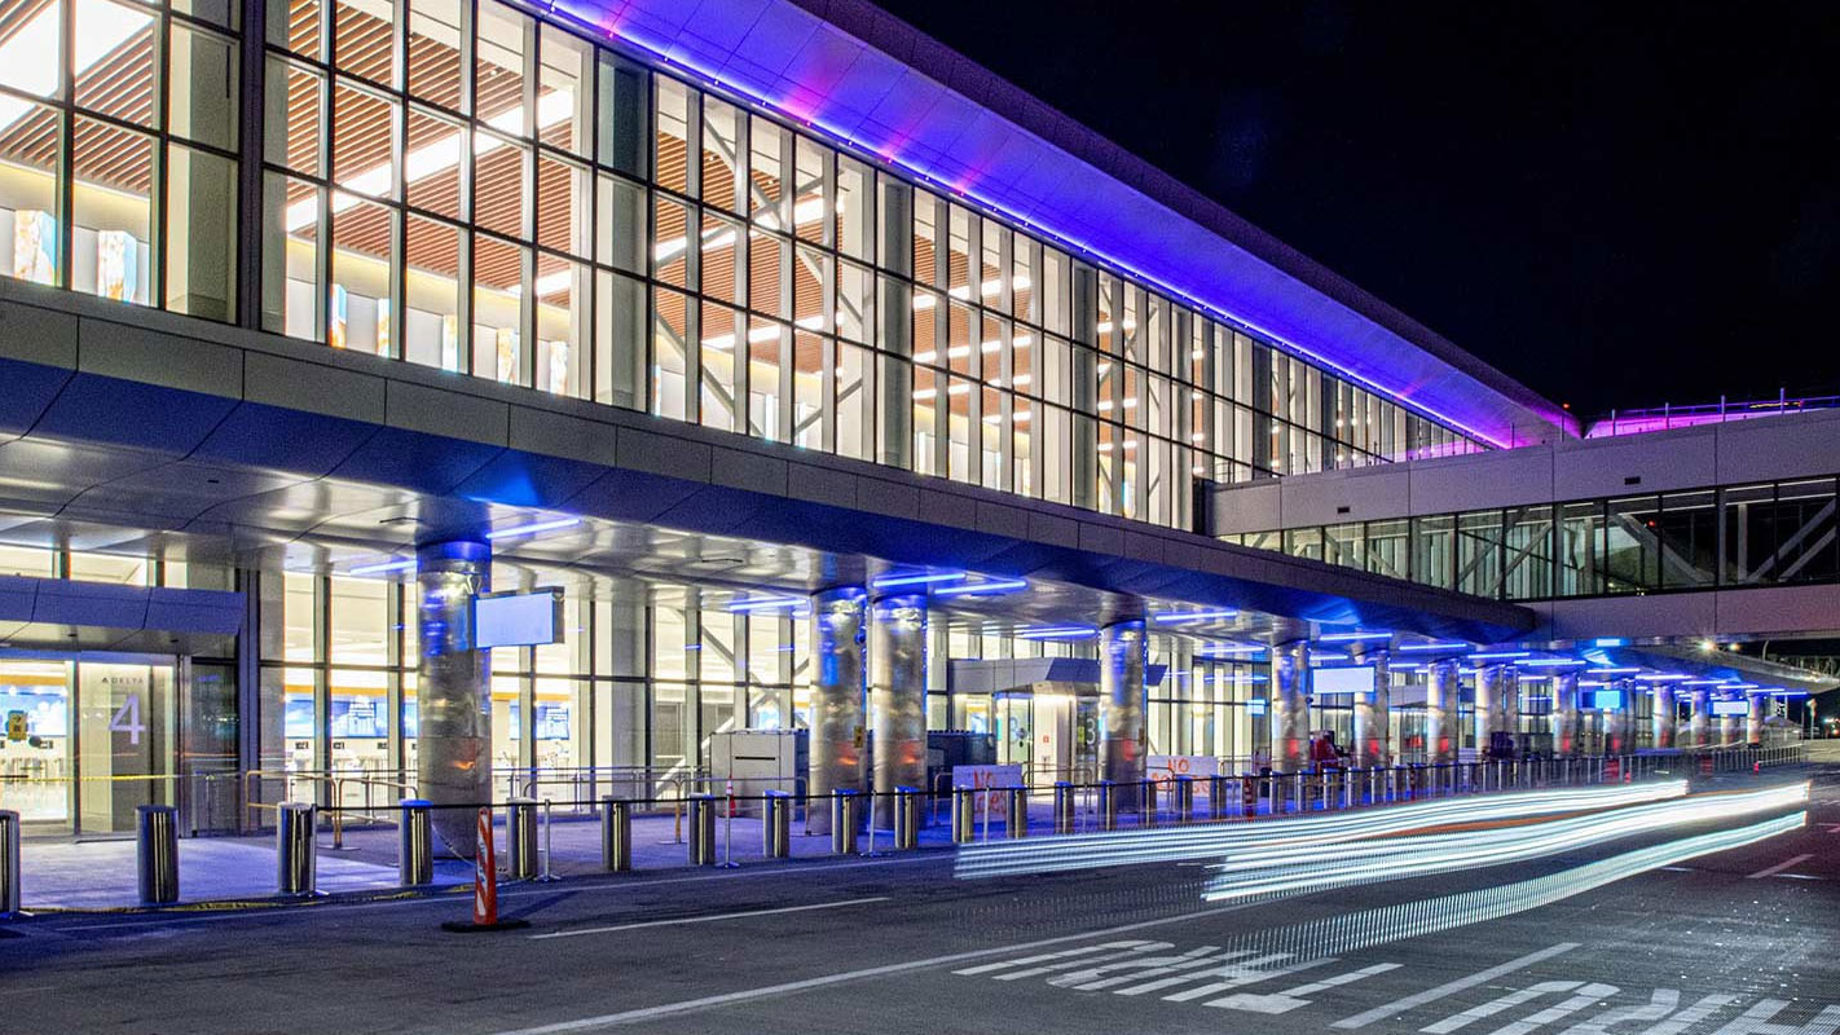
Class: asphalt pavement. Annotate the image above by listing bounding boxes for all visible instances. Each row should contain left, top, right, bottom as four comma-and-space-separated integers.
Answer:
2, 766, 1836, 1035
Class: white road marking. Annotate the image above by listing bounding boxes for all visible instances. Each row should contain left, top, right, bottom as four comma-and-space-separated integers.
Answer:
1423, 981, 1589, 1034
1744, 854, 1813, 880
1161, 955, 1334, 1002
528, 897, 889, 940
952, 940, 1155, 977
1711, 999, 1840, 1034
1332, 943, 1581, 1030
1208, 963, 1402, 1014
1558, 990, 1741, 1035
1481, 982, 1618, 1035
1050, 945, 1222, 990
992, 942, 1177, 981
482, 900, 1259, 1033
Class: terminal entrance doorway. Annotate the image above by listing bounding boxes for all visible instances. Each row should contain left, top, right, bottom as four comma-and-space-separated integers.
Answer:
0, 653, 176, 835
992, 686, 1099, 785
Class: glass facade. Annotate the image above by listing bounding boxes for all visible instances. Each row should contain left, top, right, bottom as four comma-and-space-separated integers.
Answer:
1229, 475, 1840, 601
0, 0, 1481, 542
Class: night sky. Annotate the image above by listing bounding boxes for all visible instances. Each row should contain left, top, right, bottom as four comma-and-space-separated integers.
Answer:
874, 0, 1840, 418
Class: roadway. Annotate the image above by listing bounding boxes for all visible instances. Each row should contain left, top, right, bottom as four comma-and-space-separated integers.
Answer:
2, 766, 1836, 1035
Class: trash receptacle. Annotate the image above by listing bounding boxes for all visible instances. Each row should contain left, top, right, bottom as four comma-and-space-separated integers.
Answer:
507, 797, 540, 880
1005, 786, 1028, 839
276, 802, 317, 896
1052, 782, 1075, 835
399, 799, 433, 887
831, 791, 860, 855
893, 787, 920, 850
764, 790, 793, 858
688, 794, 718, 866
136, 804, 179, 905
600, 796, 632, 872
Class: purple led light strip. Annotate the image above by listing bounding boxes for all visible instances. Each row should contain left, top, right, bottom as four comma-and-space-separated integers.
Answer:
535, 0, 1518, 450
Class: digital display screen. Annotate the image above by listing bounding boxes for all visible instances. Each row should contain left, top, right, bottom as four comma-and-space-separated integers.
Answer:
1312, 666, 1376, 695
1585, 689, 1625, 710
1710, 699, 1749, 717
475, 590, 564, 649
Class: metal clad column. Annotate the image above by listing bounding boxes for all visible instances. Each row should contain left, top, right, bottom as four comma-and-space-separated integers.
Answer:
1271, 641, 1310, 774
1717, 697, 1738, 747
1652, 683, 1677, 749
1425, 660, 1458, 765
870, 594, 927, 829
1503, 667, 1521, 745
1746, 694, 1765, 745
1353, 651, 1390, 767
1688, 690, 1710, 748
1100, 620, 1148, 808
1474, 664, 1504, 753
809, 588, 867, 835
1551, 670, 1580, 756
417, 540, 491, 858
1607, 679, 1634, 754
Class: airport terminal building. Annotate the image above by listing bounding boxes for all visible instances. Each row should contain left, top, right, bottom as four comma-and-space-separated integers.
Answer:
0, 0, 1830, 844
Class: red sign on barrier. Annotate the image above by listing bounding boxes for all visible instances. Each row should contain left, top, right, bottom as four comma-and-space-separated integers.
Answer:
474, 806, 497, 926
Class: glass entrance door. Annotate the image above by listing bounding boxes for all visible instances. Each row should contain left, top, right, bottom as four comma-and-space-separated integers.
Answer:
0, 659, 74, 828
0, 654, 175, 835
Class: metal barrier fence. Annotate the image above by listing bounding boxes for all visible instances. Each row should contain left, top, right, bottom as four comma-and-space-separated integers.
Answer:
0, 742, 1811, 906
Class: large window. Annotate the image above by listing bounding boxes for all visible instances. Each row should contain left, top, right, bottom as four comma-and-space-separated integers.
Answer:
0, 0, 240, 316
0, 0, 1484, 538
1229, 474, 1840, 602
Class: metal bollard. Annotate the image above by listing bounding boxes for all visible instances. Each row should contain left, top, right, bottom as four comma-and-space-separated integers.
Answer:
1207, 774, 1228, 820
831, 791, 860, 855
688, 794, 718, 866
763, 790, 793, 857
507, 797, 540, 880
1097, 780, 1120, 831
136, 804, 179, 905
399, 799, 434, 887
1139, 780, 1158, 827
600, 796, 632, 872
276, 802, 318, 897
950, 786, 977, 844
1172, 775, 1195, 823
1005, 787, 1029, 839
0, 810, 20, 918
1053, 781, 1077, 834
893, 787, 920, 850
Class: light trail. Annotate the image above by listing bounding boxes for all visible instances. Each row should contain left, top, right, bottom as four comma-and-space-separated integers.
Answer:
1200, 782, 1807, 902
954, 781, 1688, 880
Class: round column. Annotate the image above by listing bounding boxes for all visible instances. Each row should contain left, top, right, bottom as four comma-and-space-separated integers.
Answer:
1100, 620, 1148, 807
1425, 659, 1459, 764
1474, 664, 1505, 756
1745, 694, 1766, 746
1606, 679, 1635, 754
1652, 684, 1677, 749
1504, 667, 1522, 750
1551, 670, 1581, 756
808, 588, 867, 835
416, 539, 491, 858
1270, 641, 1311, 774
1717, 697, 1738, 747
1688, 690, 1710, 748
869, 594, 927, 828
1353, 651, 1390, 767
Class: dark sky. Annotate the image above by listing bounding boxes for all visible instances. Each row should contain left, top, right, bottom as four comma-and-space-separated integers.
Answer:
874, 0, 1840, 417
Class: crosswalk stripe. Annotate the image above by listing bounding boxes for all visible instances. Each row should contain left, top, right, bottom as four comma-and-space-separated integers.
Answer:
1332, 943, 1580, 1030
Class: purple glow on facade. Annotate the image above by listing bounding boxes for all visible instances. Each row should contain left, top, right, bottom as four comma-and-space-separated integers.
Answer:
539, 0, 1567, 450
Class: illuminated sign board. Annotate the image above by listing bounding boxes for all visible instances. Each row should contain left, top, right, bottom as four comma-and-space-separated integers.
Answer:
1312, 666, 1376, 695
1710, 699, 1749, 717
1585, 689, 1625, 710
474, 589, 565, 649
1247, 699, 1269, 717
